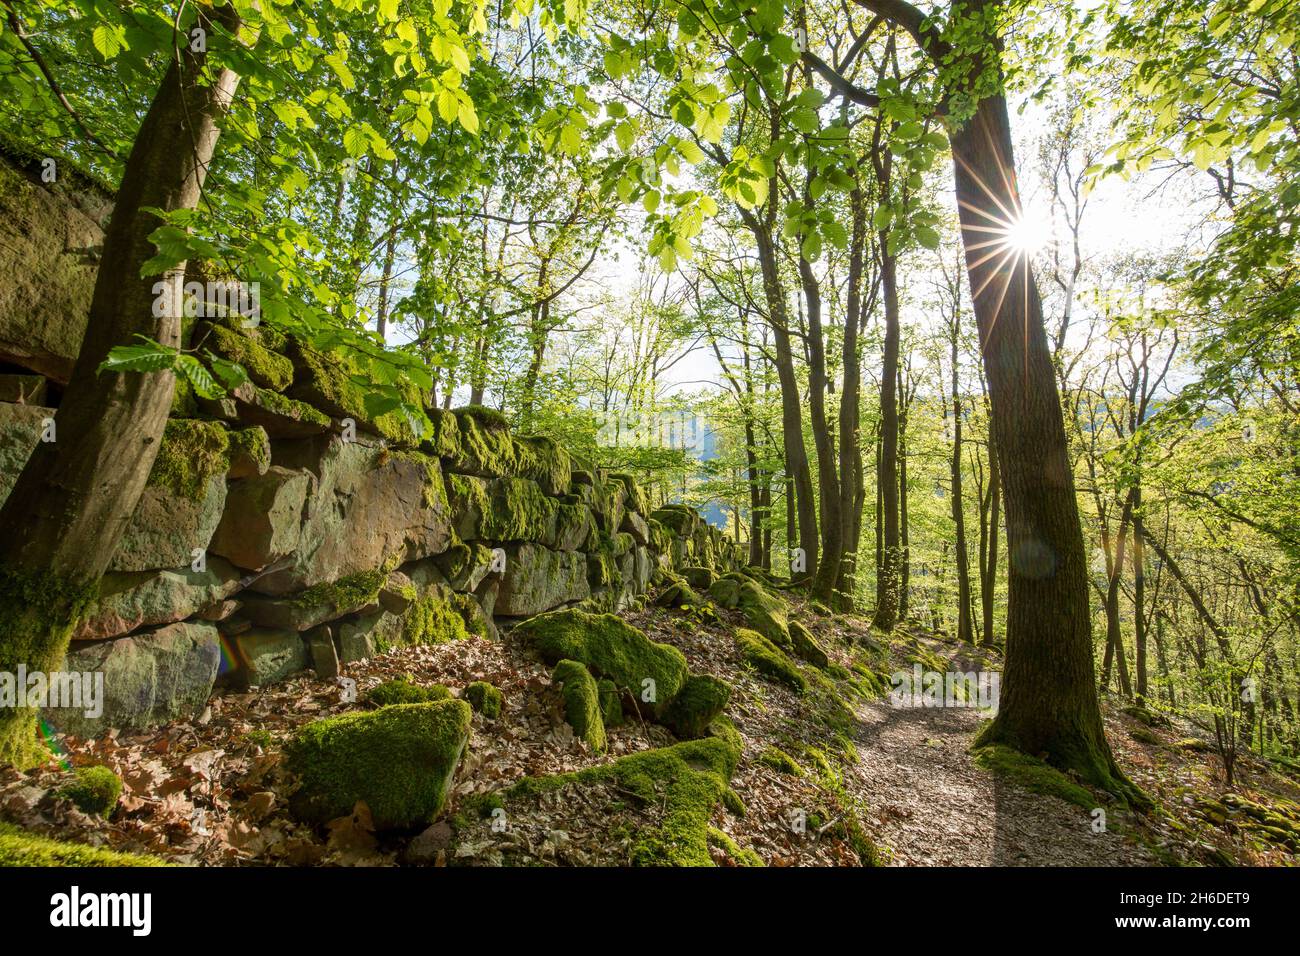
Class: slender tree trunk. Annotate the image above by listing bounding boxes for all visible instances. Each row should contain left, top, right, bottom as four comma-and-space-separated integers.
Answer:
747, 214, 817, 580
0, 6, 242, 768
872, 244, 901, 629
1133, 493, 1148, 703
950, 329, 974, 645
801, 255, 842, 601
835, 188, 867, 610
980, 429, 1001, 646
898, 363, 911, 619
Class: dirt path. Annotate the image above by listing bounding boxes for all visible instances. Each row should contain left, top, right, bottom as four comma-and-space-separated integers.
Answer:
849, 698, 1157, 866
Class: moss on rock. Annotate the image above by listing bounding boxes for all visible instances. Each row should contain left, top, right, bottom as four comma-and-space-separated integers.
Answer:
147, 419, 231, 501
202, 321, 294, 390
368, 678, 451, 707
737, 579, 792, 649
552, 659, 606, 751
597, 677, 624, 728
465, 680, 503, 719
971, 744, 1098, 811
736, 628, 806, 693
58, 765, 122, 818
286, 699, 472, 829
401, 587, 471, 645
662, 674, 731, 739
789, 620, 830, 669
515, 608, 688, 716
707, 826, 764, 866
227, 425, 271, 477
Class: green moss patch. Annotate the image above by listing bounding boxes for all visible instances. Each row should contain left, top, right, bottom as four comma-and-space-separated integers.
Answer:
708, 826, 763, 866
737, 579, 792, 648
553, 659, 606, 751
146, 419, 230, 500
201, 321, 294, 390
367, 678, 451, 707
971, 744, 1098, 811
0, 822, 165, 867
402, 587, 472, 645
286, 700, 472, 829
515, 609, 688, 716
736, 628, 807, 693
597, 678, 624, 728
58, 765, 122, 818
504, 725, 742, 866
758, 746, 804, 777
662, 674, 731, 739
465, 681, 503, 719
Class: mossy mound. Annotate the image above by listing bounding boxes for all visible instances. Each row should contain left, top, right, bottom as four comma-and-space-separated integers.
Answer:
0, 823, 165, 867
735, 628, 807, 693
737, 580, 792, 649
465, 680, 503, 719
515, 609, 688, 716
505, 722, 742, 866
597, 678, 624, 728
789, 620, 830, 669
293, 567, 386, 617
971, 744, 1098, 811
200, 321, 294, 390
552, 659, 606, 751
286, 700, 472, 829
662, 674, 731, 739
58, 765, 122, 818
758, 746, 804, 777
146, 418, 231, 500
287, 338, 421, 444
367, 678, 451, 707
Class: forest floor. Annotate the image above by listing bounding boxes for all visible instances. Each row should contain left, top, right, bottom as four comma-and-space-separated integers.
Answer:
2, 587, 1297, 866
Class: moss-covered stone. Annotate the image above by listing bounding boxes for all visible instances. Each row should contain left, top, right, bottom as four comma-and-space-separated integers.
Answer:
0, 822, 165, 866
286, 699, 472, 829
737, 579, 792, 649
465, 680, 503, 719
58, 765, 122, 818
287, 338, 420, 445
515, 609, 688, 716
736, 628, 806, 693
552, 659, 606, 751
146, 418, 231, 501
292, 567, 387, 617
200, 321, 294, 390
597, 677, 623, 728
368, 678, 451, 707
609, 472, 649, 515
227, 425, 271, 478
662, 674, 731, 739
505, 725, 742, 866
758, 746, 804, 776
401, 586, 472, 645
515, 435, 573, 495
789, 620, 830, 669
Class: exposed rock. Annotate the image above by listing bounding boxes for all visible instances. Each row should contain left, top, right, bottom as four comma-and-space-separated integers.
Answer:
305, 625, 339, 680
0, 152, 109, 382
228, 629, 307, 689
252, 437, 453, 595
0, 374, 46, 405
110, 473, 228, 574
209, 466, 309, 571
74, 557, 243, 641
493, 543, 590, 616
45, 622, 221, 737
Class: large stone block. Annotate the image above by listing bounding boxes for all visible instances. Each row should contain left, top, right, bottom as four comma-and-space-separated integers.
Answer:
74, 557, 244, 642
251, 436, 453, 595
45, 622, 221, 737
110, 473, 228, 573
209, 465, 310, 571
493, 542, 589, 617
0, 403, 52, 508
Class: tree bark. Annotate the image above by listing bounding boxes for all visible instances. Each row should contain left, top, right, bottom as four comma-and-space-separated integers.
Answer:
0, 6, 242, 768
871, 243, 902, 629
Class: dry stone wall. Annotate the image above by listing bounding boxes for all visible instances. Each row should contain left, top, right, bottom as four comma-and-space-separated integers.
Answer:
0, 149, 737, 739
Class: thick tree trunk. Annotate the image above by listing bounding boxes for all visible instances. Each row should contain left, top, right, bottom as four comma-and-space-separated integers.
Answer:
0, 7, 242, 768
955, 88, 1131, 796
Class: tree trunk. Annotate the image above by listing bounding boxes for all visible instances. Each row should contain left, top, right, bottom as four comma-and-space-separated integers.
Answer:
980, 427, 1001, 646
0, 6, 242, 768
871, 244, 901, 629
950, 329, 974, 645
955, 83, 1131, 796
835, 188, 868, 610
